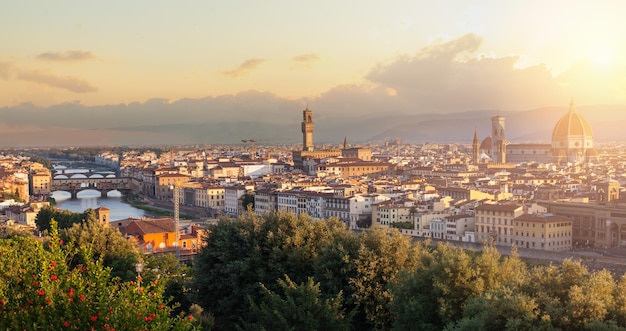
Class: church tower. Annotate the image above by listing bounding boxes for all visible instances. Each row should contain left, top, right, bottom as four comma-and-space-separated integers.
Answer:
472, 129, 479, 164
302, 107, 314, 151
343, 136, 349, 150
491, 114, 506, 163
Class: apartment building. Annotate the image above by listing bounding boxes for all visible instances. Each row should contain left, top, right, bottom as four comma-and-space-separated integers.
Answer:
474, 203, 524, 245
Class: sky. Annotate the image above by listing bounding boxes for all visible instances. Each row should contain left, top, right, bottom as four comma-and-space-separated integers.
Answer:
1, 1, 626, 147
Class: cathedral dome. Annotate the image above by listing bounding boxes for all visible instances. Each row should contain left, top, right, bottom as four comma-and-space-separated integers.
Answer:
552, 100, 593, 143
479, 137, 492, 151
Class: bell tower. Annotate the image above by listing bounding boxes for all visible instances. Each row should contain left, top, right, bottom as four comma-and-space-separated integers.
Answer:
491, 114, 506, 163
302, 107, 314, 151
472, 129, 479, 164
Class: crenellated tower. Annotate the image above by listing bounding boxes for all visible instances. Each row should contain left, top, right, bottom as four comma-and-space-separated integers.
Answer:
302, 107, 314, 151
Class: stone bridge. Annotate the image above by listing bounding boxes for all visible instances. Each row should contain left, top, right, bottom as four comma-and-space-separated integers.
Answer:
51, 177, 131, 199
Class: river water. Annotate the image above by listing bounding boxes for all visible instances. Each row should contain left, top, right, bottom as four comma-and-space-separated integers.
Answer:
51, 165, 145, 221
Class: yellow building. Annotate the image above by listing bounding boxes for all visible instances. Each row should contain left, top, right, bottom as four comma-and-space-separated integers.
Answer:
30, 171, 52, 195
155, 173, 190, 201
514, 213, 572, 251
321, 161, 392, 179
474, 203, 524, 245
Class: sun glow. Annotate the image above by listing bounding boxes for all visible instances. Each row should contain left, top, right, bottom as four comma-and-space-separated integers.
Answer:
590, 48, 616, 69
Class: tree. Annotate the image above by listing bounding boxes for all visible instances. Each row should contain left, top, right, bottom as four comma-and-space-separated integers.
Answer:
350, 227, 422, 330
0, 220, 198, 330
60, 219, 141, 281
36, 205, 97, 232
242, 193, 255, 211
239, 275, 353, 331
192, 211, 352, 330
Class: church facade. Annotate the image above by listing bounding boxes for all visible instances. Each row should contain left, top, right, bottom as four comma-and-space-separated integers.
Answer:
474, 99, 599, 164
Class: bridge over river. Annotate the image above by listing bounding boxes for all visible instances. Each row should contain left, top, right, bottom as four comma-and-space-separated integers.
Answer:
51, 177, 131, 199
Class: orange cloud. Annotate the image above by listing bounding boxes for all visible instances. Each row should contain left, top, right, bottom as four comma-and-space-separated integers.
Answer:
37, 50, 95, 62
0, 62, 13, 79
17, 70, 97, 93
222, 58, 267, 78
290, 53, 320, 69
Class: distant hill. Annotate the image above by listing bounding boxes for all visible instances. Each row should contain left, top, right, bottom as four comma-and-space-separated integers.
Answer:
0, 101, 624, 147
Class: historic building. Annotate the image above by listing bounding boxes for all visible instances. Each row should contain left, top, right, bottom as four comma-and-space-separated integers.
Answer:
292, 107, 372, 169
473, 99, 599, 164
541, 179, 626, 248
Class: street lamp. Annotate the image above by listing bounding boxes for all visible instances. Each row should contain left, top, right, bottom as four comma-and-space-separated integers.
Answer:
135, 261, 144, 288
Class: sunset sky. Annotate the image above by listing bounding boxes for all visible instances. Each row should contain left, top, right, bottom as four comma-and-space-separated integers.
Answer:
1, 0, 625, 111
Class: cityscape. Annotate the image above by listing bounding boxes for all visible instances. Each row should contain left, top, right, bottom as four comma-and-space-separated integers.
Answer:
3, 1, 626, 330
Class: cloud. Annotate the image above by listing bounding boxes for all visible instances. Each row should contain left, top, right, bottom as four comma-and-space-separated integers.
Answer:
37, 50, 95, 62
365, 33, 563, 111
221, 58, 267, 78
16, 70, 97, 93
290, 53, 320, 69
0, 62, 14, 79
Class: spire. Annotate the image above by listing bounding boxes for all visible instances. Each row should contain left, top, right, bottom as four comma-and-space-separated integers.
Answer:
473, 129, 479, 144
343, 136, 348, 149
569, 97, 575, 113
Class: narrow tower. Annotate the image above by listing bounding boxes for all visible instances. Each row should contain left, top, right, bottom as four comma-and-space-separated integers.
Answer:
472, 129, 479, 164
491, 114, 506, 163
302, 107, 314, 151
343, 136, 349, 150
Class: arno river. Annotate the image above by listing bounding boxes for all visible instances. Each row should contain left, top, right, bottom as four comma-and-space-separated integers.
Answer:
52, 165, 145, 221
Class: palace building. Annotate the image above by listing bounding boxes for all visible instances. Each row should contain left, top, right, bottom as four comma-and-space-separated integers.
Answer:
292, 107, 372, 169
473, 99, 599, 164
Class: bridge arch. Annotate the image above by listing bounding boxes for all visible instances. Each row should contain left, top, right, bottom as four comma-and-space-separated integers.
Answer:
51, 177, 131, 200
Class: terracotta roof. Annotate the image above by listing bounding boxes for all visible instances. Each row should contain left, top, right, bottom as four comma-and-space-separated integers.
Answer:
475, 204, 522, 212
129, 218, 176, 235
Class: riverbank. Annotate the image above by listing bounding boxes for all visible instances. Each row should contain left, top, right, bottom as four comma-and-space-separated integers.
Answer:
123, 194, 196, 219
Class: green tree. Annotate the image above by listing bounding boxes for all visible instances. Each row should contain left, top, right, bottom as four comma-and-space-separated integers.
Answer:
239, 275, 353, 331
193, 211, 351, 329
36, 205, 96, 232
350, 227, 422, 330
0, 220, 198, 331
242, 193, 255, 211
60, 219, 141, 281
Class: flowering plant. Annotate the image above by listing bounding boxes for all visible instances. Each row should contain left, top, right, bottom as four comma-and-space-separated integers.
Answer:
0, 220, 198, 330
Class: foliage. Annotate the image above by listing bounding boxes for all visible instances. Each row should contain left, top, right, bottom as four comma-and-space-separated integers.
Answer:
191, 210, 626, 330
356, 215, 372, 228
239, 275, 353, 331
0, 190, 26, 203
35, 205, 97, 232
350, 227, 422, 330
390, 221, 413, 230
0, 220, 198, 331
60, 219, 141, 281
242, 193, 255, 211
26, 154, 53, 169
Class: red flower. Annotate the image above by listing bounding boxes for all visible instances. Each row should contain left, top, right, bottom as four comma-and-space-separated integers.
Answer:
158, 304, 164, 309
68, 288, 74, 297
0, 299, 4, 305
45, 298, 51, 305
32, 281, 38, 286
37, 290, 45, 296
188, 315, 193, 320
59, 240, 63, 245
79, 294, 85, 301
51, 261, 57, 267
91, 315, 97, 322
50, 275, 58, 281
104, 324, 110, 329
63, 321, 70, 327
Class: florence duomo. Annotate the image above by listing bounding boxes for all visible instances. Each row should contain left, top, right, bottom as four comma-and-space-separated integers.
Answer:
473, 98, 599, 165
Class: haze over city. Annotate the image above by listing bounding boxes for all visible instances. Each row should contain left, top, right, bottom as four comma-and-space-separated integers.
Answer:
2, 1, 626, 146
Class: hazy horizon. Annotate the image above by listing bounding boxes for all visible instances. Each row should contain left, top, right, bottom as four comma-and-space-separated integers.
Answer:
2, 1, 626, 146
